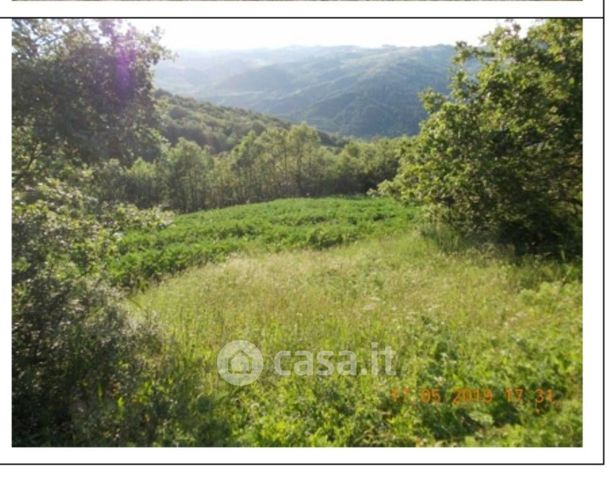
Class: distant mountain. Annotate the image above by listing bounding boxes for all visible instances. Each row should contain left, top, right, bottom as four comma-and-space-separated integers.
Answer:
154, 45, 455, 138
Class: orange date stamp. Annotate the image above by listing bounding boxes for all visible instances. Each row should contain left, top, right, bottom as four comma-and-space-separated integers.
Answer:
390, 386, 558, 409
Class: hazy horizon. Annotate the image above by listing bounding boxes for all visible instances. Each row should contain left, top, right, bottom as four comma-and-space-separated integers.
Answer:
130, 18, 539, 52
168, 43, 454, 55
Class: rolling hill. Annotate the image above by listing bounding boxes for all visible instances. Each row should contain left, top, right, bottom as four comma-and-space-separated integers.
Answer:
156, 90, 346, 153
154, 45, 455, 138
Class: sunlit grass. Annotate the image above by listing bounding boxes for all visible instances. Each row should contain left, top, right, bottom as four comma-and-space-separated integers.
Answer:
110, 196, 418, 288
127, 204, 581, 446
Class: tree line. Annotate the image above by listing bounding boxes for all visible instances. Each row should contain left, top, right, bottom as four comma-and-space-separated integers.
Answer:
95, 126, 402, 212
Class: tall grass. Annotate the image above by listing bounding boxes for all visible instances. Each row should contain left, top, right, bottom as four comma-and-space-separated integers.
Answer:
123, 198, 581, 446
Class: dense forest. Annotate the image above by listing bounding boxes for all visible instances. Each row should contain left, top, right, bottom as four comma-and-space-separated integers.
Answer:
12, 19, 582, 447
156, 90, 346, 154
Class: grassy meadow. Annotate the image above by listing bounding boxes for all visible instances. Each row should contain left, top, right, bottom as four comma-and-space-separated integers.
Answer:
120, 197, 582, 447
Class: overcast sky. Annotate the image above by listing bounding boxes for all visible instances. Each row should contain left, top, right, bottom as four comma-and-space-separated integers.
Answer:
129, 18, 540, 52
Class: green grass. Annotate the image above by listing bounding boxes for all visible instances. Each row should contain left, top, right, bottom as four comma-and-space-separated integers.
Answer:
110, 196, 418, 289
122, 197, 582, 447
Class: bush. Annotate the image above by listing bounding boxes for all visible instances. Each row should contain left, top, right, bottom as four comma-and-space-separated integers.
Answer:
384, 20, 582, 257
12, 180, 168, 445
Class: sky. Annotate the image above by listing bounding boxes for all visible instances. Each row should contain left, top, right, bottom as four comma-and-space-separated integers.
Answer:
129, 18, 540, 52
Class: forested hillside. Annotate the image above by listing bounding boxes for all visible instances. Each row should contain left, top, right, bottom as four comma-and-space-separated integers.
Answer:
154, 45, 455, 137
156, 90, 346, 154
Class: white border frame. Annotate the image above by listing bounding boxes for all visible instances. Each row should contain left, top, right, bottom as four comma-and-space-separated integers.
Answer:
0, 16, 605, 464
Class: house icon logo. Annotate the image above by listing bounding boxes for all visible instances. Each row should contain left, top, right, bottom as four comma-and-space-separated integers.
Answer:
217, 340, 263, 386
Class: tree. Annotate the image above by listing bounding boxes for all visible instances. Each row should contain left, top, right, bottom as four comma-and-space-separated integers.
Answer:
12, 19, 173, 445
255, 128, 294, 199
125, 158, 163, 208
161, 139, 212, 212
12, 19, 169, 185
287, 124, 325, 196
386, 20, 582, 256
12, 178, 167, 445
231, 131, 265, 202
336, 138, 404, 194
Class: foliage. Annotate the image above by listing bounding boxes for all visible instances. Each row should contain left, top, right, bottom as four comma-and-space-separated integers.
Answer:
160, 139, 212, 212
156, 90, 345, 154
382, 20, 582, 256
109, 196, 417, 289
335, 138, 405, 193
11, 19, 178, 446
12, 19, 169, 183
90, 126, 404, 214
11, 178, 171, 445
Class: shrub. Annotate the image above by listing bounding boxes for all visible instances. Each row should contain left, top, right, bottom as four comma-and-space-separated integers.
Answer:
384, 20, 582, 257
12, 180, 167, 445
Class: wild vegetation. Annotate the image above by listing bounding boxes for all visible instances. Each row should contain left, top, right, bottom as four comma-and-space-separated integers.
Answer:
12, 19, 582, 447
129, 216, 581, 447
109, 197, 416, 289
381, 20, 582, 256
